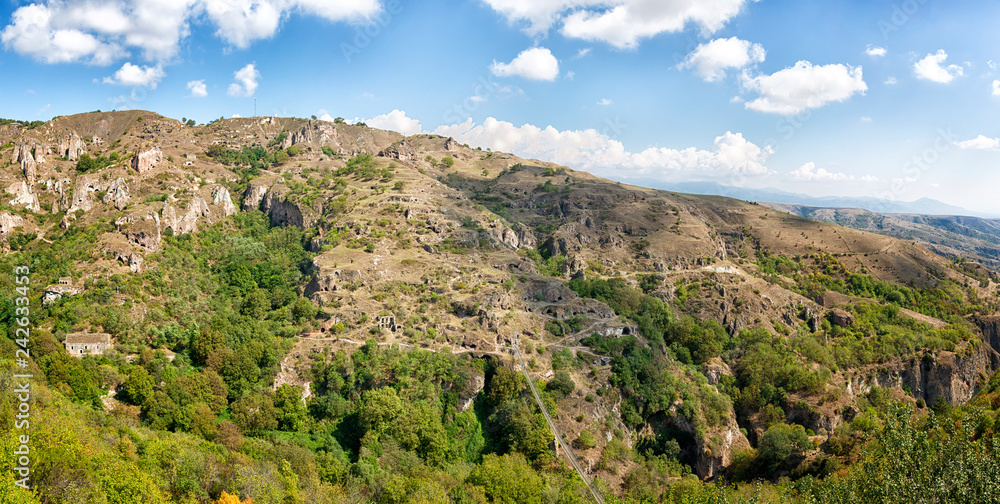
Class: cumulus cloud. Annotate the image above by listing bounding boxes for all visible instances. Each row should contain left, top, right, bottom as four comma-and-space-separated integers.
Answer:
483, 0, 751, 48
992, 80, 1000, 96
365, 109, 424, 136
490, 47, 560, 81
956, 135, 1000, 150
597, 98, 613, 106
103, 62, 165, 88
431, 116, 771, 177
789, 162, 854, 181
0, 0, 380, 64
227, 63, 260, 97
865, 45, 886, 57
187, 79, 207, 97
914, 50, 963, 83
740, 61, 867, 115
884, 77, 898, 85
679, 37, 765, 82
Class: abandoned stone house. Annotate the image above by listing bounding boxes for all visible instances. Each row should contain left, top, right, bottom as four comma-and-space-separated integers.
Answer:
64, 332, 112, 357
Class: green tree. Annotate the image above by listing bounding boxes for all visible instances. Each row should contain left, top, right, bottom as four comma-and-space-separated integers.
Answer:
440, 156, 455, 168
758, 422, 812, 474
273, 384, 307, 431
487, 366, 524, 405
467, 453, 544, 504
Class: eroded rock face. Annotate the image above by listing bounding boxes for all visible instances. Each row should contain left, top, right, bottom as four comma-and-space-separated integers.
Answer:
162, 196, 210, 235
67, 175, 99, 213
0, 213, 24, 234
115, 211, 161, 251
830, 308, 855, 327
131, 146, 163, 174
212, 186, 238, 216
103, 178, 130, 210
379, 140, 417, 161
6, 181, 39, 210
58, 132, 86, 161
242, 182, 268, 211
262, 190, 317, 228
20, 151, 36, 187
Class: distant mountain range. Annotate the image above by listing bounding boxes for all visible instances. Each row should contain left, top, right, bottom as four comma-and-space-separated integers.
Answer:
629, 180, 988, 218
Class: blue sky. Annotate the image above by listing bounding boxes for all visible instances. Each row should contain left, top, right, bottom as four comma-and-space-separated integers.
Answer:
2, 0, 1000, 212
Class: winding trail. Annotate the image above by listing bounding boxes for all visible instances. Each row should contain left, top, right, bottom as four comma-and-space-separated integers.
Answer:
512, 333, 605, 504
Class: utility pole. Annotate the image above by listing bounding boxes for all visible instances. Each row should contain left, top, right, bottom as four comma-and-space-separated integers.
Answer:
254, 98, 257, 117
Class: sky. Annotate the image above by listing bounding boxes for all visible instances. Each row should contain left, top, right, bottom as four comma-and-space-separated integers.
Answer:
1, 0, 1000, 213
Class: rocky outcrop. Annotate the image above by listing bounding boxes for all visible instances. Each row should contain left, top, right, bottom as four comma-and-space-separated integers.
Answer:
6, 181, 39, 211
0, 213, 24, 234
103, 178, 130, 210
20, 151, 36, 187
378, 140, 417, 161
212, 186, 238, 216
162, 197, 210, 235
485, 220, 520, 249
115, 211, 161, 251
242, 182, 268, 211
131, 146, 163, 174
445, 137, 462, 151
515, 222, 537, 250
58, 132, 86, 161
829, 308, 855, 327
262, 190, 317, 228
67, 175, 99, 213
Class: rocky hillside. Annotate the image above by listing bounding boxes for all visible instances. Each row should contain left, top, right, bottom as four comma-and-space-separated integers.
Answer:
3, 111, 1000, 500
764, 202, 1000, 272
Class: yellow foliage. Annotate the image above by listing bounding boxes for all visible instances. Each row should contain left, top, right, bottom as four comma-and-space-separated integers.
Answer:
214, 491, 252, 504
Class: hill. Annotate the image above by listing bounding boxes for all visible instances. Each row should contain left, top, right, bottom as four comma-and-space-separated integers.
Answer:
2, 111, 1000, 503
763, 203, 1000, 272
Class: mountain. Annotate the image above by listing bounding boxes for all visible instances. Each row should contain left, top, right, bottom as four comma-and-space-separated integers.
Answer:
762, 203, 1000, 272
2, 111, 1000, 503
633, 180, 982, 217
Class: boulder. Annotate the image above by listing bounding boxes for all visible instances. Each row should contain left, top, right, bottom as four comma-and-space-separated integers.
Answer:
830, 308, 855, 327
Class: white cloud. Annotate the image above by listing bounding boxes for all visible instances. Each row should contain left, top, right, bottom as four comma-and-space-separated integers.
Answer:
364, 109, 423, 136
187, 79, 207, 97
484, 0, 751, 48
574, 48, 591, 59
884, 76, 898, 85
0, 0, 379, 64
740, 61, 867, 115
103, 62, 165, 88
432, 116, 772, 177
992, 80, 1000, 96
860, 116, 872, 123
678, 37, 765, 82
914, 50, 963, 83
789, 162, 854, 181
227, 63, 260, 97
470, 95, 487, 103
865, 45, 886, 57
956, 135, 1000, 150
231, 113, 241, 118
597, 98, 613, 106
490, 47, 560, 81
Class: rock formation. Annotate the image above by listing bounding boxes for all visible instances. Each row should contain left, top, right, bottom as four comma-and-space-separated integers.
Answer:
131, 146, 163, 174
